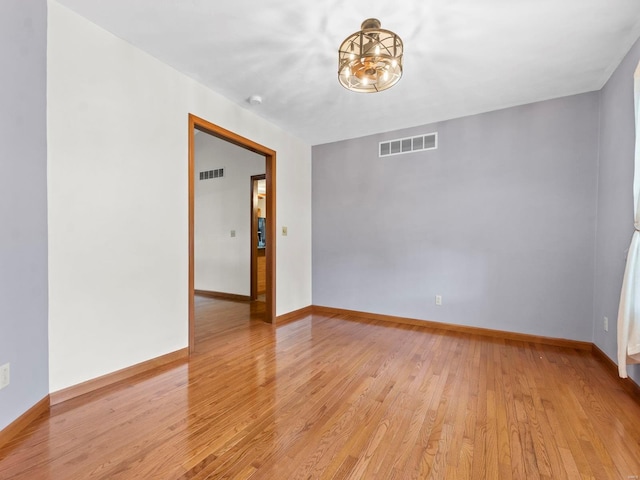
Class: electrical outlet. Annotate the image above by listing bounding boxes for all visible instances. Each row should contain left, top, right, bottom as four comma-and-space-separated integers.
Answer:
0, 363, 9, 390
230, 230, 236, 238
282, 226, 288, 236
604, 316, 609, 332
435, 295, 442, 306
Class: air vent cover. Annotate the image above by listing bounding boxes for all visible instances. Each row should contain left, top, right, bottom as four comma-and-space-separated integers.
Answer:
379, 133, 437, 157
199, 168, 225, 180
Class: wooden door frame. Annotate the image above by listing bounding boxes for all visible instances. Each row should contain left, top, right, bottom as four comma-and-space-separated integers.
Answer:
250, 174, 266, 300
189, 114, 276, 353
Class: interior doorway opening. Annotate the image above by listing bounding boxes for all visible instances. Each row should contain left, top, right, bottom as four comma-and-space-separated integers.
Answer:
188, 114, 276, 353
251, 174, 267, 301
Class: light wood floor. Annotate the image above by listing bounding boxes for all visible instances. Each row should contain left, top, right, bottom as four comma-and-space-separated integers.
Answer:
1, 296, 640, 479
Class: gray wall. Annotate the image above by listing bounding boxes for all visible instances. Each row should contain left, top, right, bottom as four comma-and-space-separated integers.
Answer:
313, 93, 599, 341
0, 0, 49, 430
594, 38, 640, 384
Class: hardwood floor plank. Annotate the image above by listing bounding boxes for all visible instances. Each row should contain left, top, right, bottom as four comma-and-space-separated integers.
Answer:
1, 295, 640, 479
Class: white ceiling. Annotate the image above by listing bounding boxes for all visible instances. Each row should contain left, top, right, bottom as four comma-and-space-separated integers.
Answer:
56, 0, 640, 146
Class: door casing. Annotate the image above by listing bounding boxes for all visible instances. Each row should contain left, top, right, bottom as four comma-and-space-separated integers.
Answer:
188, 114, 276, 353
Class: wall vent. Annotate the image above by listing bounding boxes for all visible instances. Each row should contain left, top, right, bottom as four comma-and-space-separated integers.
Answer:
199, 168, 225, 180
379, 132, 437, 157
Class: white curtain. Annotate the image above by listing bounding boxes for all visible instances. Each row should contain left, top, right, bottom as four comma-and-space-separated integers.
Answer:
617, 61, 640, 378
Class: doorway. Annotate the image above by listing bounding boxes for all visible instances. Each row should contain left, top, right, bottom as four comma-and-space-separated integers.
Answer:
251, 174, 267, 301
188, 114, 276, 353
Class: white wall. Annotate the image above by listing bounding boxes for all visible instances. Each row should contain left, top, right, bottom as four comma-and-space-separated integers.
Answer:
47, 0, 312, 392
194, 133, 264, 295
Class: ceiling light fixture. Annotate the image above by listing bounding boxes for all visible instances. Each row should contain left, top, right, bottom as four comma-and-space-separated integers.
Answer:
338, 18, 403, 93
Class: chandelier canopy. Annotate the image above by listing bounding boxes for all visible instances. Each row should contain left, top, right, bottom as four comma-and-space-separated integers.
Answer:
338, 18, 404, 93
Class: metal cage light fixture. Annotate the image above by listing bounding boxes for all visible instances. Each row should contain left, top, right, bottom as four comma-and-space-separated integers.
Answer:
338, 18, 403, 93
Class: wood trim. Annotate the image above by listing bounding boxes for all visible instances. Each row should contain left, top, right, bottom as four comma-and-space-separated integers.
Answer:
275, 305, 314, 326
265, 148, 276, 325
49, 348, 189, 406
194, 289, 251, 302
592, 344, 640, 400
188, 114, 276, 345
0, 395, 49, 450
312, 305, 593, 351
188, 115, 196, 353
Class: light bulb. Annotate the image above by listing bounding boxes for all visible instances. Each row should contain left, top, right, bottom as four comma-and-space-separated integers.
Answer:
375, 45, 380, 55
382, 71, 389, 81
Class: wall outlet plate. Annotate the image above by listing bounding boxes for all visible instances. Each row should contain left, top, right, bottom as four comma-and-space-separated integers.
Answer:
0, 363, 10, 390
435, 295, 442, 306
